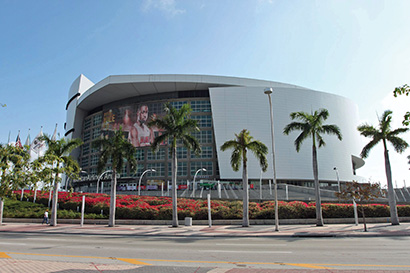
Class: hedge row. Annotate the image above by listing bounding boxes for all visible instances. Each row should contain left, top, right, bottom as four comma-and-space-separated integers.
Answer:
9, 190, 410, 220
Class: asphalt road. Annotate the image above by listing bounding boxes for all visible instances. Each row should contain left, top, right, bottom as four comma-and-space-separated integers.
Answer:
1, 232, 409, 271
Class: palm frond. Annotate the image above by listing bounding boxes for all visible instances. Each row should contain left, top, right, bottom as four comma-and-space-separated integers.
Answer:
321, 124, 343, 140
388, 136, 409, 154
360, 138, 380, 158
357, 124, 378, 137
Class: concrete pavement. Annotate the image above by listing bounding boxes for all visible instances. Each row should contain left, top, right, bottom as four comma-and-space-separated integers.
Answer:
1, 221, 410, 272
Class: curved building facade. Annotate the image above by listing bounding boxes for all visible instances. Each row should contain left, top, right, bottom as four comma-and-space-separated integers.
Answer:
65, 74, 364, 191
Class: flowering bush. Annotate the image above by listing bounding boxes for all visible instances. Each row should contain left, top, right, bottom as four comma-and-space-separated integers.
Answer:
12, 190, 410, 220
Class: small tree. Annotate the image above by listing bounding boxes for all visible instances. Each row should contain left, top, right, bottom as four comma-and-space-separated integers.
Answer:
92, 128, 136, 227
336, 181, 382, 232
220, 129, 268, 227
0, 144, 31, 224
39, 135, 83, 226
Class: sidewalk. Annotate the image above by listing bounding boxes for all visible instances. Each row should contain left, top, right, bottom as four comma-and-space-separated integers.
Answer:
1, 221, 410, 237
1, 222, 410, 272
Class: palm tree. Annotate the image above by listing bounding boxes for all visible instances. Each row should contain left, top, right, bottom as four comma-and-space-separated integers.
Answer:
92, 128, 136, 227
220, 129, 268, 227
39, 135, 83, 226
357, 110, 409, 225
283, 109, 342, 226
148, 102, 201, 227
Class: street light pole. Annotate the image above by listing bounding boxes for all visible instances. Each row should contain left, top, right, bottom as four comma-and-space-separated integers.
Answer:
192, 168, 207, 197
138, 169, 156, 196
264, 87, 279, 232
97, 170, 112, 194
333, 167, 340, 192
66, 170, 89, 192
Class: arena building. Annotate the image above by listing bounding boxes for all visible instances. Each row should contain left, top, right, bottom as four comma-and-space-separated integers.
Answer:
65, 74, 364, 193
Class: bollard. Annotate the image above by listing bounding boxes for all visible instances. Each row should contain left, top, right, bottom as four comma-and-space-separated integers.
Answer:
185, 217, 192, 226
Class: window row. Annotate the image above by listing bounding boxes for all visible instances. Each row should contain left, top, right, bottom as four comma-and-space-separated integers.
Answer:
82, 161, 214, 178
83, 145, 213, 160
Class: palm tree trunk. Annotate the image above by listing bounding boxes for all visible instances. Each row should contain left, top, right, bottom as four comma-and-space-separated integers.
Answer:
242, 150, 249, 227
171, 145, 179, 227
109, 170, 117, 227
0, 197, 4, 225
384, 146, 400, 225
312, 145, 324, 226
50, 170, 59, 226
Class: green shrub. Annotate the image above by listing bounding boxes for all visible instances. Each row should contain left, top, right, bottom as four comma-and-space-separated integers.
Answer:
57, 210, 81, 219
157, 207, 172, 220
193, 207, 209, 220
398, 205, 410, 217
322, 204, 353, 218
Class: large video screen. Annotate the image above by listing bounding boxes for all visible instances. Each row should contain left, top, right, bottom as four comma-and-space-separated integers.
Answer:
102, 103, 166, 148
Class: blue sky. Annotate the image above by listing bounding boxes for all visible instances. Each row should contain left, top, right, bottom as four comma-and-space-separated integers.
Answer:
1, 0, 410, 187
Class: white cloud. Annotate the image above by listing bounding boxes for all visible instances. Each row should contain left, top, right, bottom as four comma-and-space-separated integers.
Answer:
142, 0, 186, 17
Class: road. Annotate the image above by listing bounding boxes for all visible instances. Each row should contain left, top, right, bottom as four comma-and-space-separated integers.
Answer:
0, 232, 409, 271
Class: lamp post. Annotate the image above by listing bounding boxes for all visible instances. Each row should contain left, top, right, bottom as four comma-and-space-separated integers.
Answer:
192, 168, 207, 197
97, 170, 112, 194
65, 170, 88, 192
264, 87, 279, 232
138, 169, 156, 196
333, 167, 340, 192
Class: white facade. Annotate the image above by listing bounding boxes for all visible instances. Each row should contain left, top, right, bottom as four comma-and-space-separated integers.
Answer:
66, 74, 364, 184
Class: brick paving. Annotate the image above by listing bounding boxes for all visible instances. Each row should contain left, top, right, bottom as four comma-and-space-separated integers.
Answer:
0, 259, 142, 272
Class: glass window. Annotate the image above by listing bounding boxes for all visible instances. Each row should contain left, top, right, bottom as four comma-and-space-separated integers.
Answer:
149, 102, 164, 115
176, 147, 188, 159
91, 145, 99, 154
80, 156, 89, 168
170, 101, 187, 110
191, 100, 211, 112
192, 115, 212, 128
192, 130, 212, 144
83, 130, 91, 142
121, 164, 127, 177
135, 149, 145, 161
92, 127, 101, 139
82, 143, 90, 156
134, 164, 145, 177
190, 161, 213, 175
147, 163, 164, 177
168, 161, 187, 177
93, 115, 102, 127
84, 118, 92, 130
90, 168, 98, 176
147, 148, 165, 160
191, 146, 213, 159
91, 154, 99, 166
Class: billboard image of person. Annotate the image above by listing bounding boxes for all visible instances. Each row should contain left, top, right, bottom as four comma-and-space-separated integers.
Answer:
129, 105, 154, 147
102, 103, 167, 148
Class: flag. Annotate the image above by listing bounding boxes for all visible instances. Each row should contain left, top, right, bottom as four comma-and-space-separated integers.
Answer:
51, 123, 58, 141
31, 127, 46, 155
25, 129, 31, 147
15, 131, 22, 148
